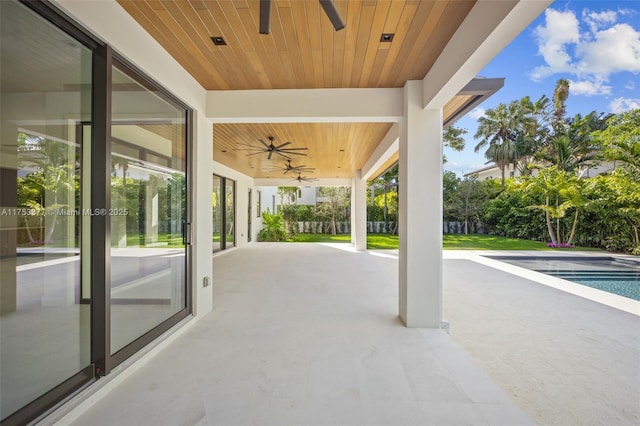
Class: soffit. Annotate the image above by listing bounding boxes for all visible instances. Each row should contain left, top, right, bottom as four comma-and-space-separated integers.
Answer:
213, 122, 392, 179
116, 0, 475, 90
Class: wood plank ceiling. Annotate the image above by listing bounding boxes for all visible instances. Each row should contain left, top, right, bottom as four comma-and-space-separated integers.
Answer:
117, 0, 478, 180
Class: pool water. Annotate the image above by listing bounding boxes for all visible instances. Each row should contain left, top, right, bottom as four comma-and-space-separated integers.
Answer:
488, 256, 640, 301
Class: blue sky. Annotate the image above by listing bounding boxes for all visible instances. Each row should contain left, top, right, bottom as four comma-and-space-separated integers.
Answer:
444, 0, 640, 176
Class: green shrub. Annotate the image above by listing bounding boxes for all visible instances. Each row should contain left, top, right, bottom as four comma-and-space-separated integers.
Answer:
257, 211, 286, 242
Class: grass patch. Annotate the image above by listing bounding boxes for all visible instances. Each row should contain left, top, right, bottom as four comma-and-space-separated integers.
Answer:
286, 233, 599, 251
367, 234, 399, 249
286, 233, 398, 249
125, 233, 184, 248
287, 233, 350, 243
443, 234, 549, 250
442, 234, 599, 251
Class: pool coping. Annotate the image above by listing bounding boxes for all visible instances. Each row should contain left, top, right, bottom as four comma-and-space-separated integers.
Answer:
443, 250, 640, 316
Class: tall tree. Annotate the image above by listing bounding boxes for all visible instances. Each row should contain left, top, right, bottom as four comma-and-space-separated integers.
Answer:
552, 78, 570, 126
316, 186, 350, 235
593, 108, 640, 177
474, 100, 538, 187
443, 125, 467, 163
474, 103, 517, 187
371, 164, 398, 225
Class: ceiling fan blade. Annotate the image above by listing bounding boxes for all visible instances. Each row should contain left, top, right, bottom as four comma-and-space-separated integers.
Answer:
275, 141, 291, 149
280, 147, 308, 151
283, 151, 307, 156
319, 0, 345, 31
259, 0, 271, 34
274, 152, 292, 159
246, 151, 267, 156
267, 150, 273, 160
258, 138, 270, 148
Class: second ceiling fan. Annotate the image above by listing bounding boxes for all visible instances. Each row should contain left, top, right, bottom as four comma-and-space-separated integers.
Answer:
259, 0, 345, 35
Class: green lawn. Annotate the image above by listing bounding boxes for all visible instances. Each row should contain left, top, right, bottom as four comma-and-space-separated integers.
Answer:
287, 233, 351, 244
287, 233, 598, 251
443, 234, 549, 250
125, 233, 184, 248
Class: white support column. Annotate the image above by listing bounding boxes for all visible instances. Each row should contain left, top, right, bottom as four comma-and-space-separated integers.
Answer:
193, 111, 214, 316
399, 80, 443, 328
351, 170, 367, 251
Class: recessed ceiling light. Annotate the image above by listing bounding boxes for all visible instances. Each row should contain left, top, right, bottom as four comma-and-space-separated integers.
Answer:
221, 150, 227, 153
211, 36, 226, 46
337, 166, 341, 168
339, 149, 345, 152
380, 33, 394, 42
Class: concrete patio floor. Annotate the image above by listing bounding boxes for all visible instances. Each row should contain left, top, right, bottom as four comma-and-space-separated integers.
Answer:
442, 250, 640, 425
58, 243, 529, 425
54, 243, 639, 425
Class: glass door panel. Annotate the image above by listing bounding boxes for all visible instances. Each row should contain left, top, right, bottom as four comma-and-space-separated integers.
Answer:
225, 179, 235, 247
110, 65, 187, 354
212, 175, 222, 252
0, 0, 92, 418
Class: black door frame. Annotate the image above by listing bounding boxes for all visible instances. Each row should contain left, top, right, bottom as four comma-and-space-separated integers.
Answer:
2, 2, 193, 424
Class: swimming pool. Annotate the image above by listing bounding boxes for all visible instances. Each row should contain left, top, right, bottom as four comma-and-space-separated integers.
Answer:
486, 256, 640, 301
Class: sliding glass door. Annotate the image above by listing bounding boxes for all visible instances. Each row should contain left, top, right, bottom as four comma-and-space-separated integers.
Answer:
212, 175, 235, 252
0, 1, 191, 422
213, 175, 222, 252
110, 65, 188, 354
0, 0, 93, 419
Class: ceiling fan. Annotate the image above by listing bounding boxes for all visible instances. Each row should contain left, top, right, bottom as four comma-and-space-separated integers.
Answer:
259, 0, 345, 34
266, 159, 315, 175
236, 136, 308, 160
291, 173, 318, 183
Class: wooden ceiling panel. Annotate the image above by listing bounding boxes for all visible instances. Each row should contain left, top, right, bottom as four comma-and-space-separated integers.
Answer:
213, 122, 392, 179
117, 0, 476, 90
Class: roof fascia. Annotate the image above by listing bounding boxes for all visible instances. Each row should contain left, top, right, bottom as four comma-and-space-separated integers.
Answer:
422, 0, 552, 110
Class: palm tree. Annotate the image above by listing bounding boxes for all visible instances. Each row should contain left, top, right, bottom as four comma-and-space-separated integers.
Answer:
473, 102, 515, 153
474, 103, 517, 188
537, 112, 609, 175
524, 166, 586, 246
474, 101, 537, 187
484, 142, 516, 188
553, 79, 570, 126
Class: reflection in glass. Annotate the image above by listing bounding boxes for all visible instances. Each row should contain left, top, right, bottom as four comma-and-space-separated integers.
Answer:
212, 175, 222, 252
0, 0, 91, 418
225, 179, 235, 247
110, 66, 187, 353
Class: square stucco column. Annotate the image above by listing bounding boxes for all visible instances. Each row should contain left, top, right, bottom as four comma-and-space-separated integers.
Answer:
399, 80, 443, 328
351, 170, 367, 251
193, 111, 214, 316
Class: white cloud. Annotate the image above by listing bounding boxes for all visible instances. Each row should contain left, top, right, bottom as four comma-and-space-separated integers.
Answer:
583, 10, 617, 33
530, 7, 640, 93
625, 81, 636, 90
569, 79, 612, 96
575, 24, 640, 77
530, 9, 580, 81
468, 108, 485, 119
609, 97, 640, 113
